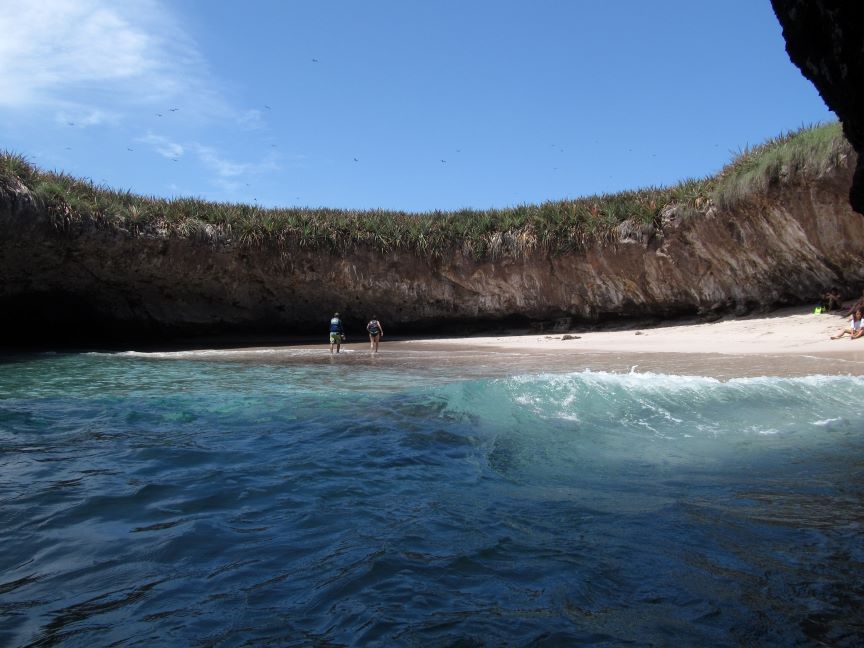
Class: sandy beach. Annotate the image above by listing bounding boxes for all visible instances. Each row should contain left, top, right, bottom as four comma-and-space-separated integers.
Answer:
96, 306, 864, 378
398, 306, 864, 377
411, 306, 856, 355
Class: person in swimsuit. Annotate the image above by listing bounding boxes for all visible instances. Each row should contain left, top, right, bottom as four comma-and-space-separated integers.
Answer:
831, 307, 864, 339
366, 316, 384, 353
329, 312, 345, 353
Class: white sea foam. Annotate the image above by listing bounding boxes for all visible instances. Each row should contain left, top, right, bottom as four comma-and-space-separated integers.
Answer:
812, 417, 843, 426
95, 348, 330, 360
461, 370, 864, 449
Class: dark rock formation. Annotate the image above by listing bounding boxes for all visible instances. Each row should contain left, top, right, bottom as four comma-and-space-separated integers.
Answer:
2, 154, 863, 346
771, 0, 864, 213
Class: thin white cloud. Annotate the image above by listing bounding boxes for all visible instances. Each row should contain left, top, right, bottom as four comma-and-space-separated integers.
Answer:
0, 0, 213, 111
238, 110, 265, 131
55, 109, 119, 128
194, 145, 248, 177
214, 178, 243, 194
139, 133, 185, 159
139, 135, 278, 182
193, 144, 279, 178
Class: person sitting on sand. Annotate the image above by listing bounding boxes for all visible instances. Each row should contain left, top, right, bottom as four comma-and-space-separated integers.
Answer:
329, 312, 345, 354
366, 316, 384, 353
831, 307, 864, 340
821, 287, 843, 312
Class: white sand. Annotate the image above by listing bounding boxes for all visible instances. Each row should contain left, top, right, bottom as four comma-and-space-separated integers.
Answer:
411, 307, 864, 358
127, 306, 864, 378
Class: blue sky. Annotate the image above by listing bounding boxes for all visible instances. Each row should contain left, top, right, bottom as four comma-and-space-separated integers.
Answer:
0, 0, 834, 212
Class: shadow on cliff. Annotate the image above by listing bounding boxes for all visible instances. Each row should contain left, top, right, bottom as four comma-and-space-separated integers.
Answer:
2, 301, 825, 354
772, 0, 864, 213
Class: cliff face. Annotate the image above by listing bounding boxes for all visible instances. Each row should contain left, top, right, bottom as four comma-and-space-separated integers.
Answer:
2, 156, 863, 344
771, 0, 864, 213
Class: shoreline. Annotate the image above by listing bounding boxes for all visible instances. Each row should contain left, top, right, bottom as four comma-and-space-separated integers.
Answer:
7, 307, 864, 378
390, 306, 864, 377
404, 306, 863, 356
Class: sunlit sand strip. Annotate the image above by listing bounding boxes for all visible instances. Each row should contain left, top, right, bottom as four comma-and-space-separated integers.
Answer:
411, 307, 861, 356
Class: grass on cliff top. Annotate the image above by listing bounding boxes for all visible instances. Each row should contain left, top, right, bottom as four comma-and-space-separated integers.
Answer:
713, 120, 852, 209
0, 122, 851, 258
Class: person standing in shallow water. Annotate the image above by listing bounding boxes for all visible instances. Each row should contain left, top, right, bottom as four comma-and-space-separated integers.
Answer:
366, 316, 384, 352
329, 312, 345, 353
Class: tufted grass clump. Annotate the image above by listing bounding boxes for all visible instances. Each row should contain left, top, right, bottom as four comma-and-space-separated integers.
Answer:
711, 121, 852, 210
0, 151, 37, 188
0, 122, 850, 258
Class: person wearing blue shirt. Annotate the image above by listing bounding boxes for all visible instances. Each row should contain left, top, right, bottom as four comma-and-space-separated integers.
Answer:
329, 312, 345, 353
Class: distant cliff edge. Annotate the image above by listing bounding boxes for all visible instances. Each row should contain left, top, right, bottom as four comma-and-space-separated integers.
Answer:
2, 135, 862, 346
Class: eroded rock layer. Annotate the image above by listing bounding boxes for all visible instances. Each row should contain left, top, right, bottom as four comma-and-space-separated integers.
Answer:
2, 155, 863, 344
771, 0, 864, 213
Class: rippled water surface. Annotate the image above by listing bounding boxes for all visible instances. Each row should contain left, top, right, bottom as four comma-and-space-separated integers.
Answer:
1, 350, 863, 646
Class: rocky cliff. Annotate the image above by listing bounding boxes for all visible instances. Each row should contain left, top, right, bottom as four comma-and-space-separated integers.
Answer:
771, 0, 864, 213
2, 153, 862, 345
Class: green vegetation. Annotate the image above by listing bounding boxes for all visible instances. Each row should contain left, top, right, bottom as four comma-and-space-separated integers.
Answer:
712, 121, 852, 210
0, 122, 851, 258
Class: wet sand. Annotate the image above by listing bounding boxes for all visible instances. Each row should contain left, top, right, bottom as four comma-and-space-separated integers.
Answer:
397, 306, 864, 377
108, 307, 864, 379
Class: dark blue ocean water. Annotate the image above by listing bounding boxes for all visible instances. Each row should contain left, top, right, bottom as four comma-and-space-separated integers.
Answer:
1, 349, 864, 646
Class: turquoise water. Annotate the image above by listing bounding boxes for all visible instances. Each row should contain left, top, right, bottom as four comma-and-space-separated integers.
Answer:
1, 350, 864, 646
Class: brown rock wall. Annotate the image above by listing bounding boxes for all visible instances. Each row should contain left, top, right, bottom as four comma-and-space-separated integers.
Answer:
2, 157, 863, 344
771, 0, 864, 212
